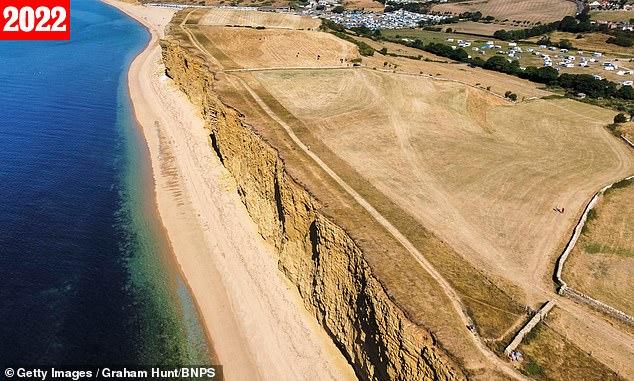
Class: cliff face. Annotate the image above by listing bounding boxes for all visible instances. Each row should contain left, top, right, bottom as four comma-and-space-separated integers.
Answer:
160, 37, 464, 381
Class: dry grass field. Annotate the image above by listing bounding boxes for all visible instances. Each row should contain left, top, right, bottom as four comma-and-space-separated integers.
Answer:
590, 10, 634, 22
173, 8, 634, 378
195, 26, 356, 68
617, 122, 634, 141
431, 0, 576, 23
255, 68, 632, 305
199, 8, 320, 29
564, 178, 634, 316
342, 0, 385, 12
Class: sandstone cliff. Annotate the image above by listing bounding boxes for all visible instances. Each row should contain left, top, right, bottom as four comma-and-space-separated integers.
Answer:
160, 36, 465, 381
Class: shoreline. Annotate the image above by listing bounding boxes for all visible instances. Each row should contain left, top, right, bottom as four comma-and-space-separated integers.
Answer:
101, 1, 356, 379
103, 0, 220, 364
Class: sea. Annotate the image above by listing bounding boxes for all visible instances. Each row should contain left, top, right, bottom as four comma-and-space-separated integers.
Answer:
0, 0, 211, 367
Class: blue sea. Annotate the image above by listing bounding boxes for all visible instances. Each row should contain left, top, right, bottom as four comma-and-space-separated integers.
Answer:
0, 0, 210, 366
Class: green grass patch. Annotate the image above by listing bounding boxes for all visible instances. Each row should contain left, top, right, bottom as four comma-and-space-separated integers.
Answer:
604, 177, 634, 197
524, 360, 543, 376
587, 208, 598, 222
584, 241, 634, 257
581, 208, 598, 235
585, 242, 603, 254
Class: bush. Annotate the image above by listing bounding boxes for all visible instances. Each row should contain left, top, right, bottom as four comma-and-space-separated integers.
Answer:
617, 85, 634, 100
607, 35, 634, 47
524, 360, 542, 376
614, 113, 628, 123
519, 66, 559, 84
558, 39, 574, 50
320, 19, 344, 32
557, 74, 617, 98
536, 36, 551, 45
484, 56, 520, 74
421, 42, 469, 62
332, 5, 344, 13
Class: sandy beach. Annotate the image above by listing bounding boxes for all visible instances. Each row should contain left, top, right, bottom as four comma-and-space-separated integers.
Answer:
102, 1, 356, 379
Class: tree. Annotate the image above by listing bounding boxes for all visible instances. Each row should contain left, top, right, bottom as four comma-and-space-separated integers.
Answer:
559, 16, 579, 32
607, 35, 634, 47
332, 5, 344, 13
557, 74, 617, 98
614, 113, 628, 123
617, 85, 634, 100
469, 11, 482, 21
536, 66, 559, 83
519, 66, 559, 84
577, 6, 591, 22
558, 39, 573, 50
484, 56, 519, 75
537, 36, 552, 46
493, 30, 510, 40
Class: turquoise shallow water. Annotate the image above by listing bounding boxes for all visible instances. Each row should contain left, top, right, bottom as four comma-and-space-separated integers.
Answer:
0, 0, 210, 366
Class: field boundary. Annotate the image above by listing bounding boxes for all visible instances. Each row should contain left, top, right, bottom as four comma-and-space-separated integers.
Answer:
554, 174, 634, 326
621, 134, 634, 150
561, 288, 634, 326
503, 300, 556, 355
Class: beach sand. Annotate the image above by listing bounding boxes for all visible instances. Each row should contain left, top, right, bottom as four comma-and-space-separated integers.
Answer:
102, 1, 357, 380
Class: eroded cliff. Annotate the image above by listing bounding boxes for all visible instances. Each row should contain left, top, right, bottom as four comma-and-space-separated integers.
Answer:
159, 35, 465, 381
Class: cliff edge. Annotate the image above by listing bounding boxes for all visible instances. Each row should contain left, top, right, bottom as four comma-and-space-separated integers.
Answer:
159, 32, 465, 381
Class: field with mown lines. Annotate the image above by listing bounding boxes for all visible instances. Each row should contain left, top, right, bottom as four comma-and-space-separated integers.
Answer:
432, 0, 576, 23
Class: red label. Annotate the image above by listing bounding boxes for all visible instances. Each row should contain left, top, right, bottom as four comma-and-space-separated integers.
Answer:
1, 0, 70, 40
